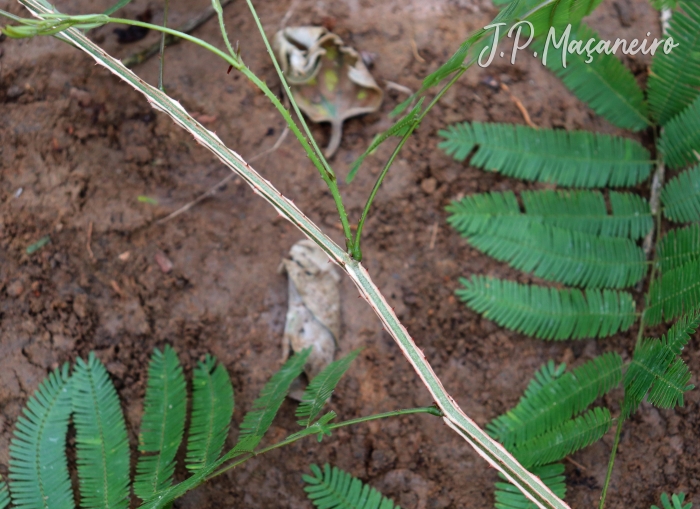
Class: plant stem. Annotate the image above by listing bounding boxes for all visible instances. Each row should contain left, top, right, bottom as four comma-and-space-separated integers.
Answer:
244, 0, 355, 252
157, 0, 168, 91
352, 67, 468, 260
122, 0, 234, 68
208, 406, 443, 479
94, 15, 355, 252
601, 150, 666, 508
17, 4, 571, 507
213, 0, 236, 59
598, 417, 624, 509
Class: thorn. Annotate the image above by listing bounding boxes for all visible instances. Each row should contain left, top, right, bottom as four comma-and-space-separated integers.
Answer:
227, 65, 233, 74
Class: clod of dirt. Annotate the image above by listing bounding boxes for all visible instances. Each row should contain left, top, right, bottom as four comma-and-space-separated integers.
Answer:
279, 239, 340, 392
420, 177, 437, 194
273, 26, 383, 157
5, 280, 23, 298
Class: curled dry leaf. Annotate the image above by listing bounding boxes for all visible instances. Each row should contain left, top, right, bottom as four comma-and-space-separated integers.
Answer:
273, 26, 383, 157
279, 239, 340, 387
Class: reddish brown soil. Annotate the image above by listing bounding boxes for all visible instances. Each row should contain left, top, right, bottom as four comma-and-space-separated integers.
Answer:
1, 0, 698, 507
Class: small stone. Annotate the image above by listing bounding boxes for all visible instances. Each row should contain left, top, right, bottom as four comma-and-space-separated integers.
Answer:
118, 251, 131, 261
7, 85, 24, 99
6, 280, 23, 297
155, 251, 173, 273
420, 177, 437, 194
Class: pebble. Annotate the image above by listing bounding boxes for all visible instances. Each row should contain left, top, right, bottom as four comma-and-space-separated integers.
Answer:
7, 85, 24, 99
421, 177, 437, 194
155, 251, 173, 273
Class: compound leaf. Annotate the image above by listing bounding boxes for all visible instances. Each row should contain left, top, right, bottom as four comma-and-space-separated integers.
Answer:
439, 123, 651, 187
495, 463, 566, 509
186, 355, 234, 472
535, 23, 650, 131
237, 349, 310, 448
645, 259, 700, 325
454, 217, 646, 289
487, 354, 622, 449
661, 165, 700, 222
458, 276, 636, 340
134, 346, 187, 501
8, 364, 74, 509
0, 478, 9, 509
72, 353, 130, 509
650, 0, 678, 8
657, 224, 700, 272
303, 463, 400, 509
296, 350, 360, 428
447, 190, 651, 239
652, 492, 693, 509
512, 407, 612, 468
624, 313, 699, 416
659, 96, 700, 169
648, 1, 700, 125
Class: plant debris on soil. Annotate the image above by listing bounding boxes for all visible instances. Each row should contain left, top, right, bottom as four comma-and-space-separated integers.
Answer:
0, 0, 698, 508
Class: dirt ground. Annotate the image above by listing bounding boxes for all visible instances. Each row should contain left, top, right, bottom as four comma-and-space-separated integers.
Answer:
0, 0, 698, 507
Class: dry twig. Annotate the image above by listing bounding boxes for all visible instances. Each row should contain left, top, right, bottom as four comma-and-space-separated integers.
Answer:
500, 83, 537, 128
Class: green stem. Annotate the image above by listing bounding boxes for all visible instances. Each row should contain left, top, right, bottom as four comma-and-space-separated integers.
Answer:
158, 0, 169, 92
243, 0, 354, 252
108, 17, 242, 67
600, 149, 665, 509
208, 406, 442, 479
99, 16, 354, 251
598, 417, 624, 509
17, 4, 573, 506
351, 67, 468, 260
213, 0, 236, 59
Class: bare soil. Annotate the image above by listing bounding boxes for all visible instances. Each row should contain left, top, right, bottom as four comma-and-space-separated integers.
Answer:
0, 0, 698, 507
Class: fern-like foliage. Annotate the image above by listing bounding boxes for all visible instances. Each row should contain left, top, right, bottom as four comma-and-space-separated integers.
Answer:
650, 0, 678, 8
657, 224, 700, 272
659, 95, 700, 169
457, 276, 636, 340
8, 364, 74, 509
185, 355, 234, 472
652, 492, 693, 509
512, 407, 612, 468
134, 346, 187, 501
459, 217, 646, 288
438, 122, 651, 187
237, 349, 311, 449
523, 190, 652, 240
303, 463, 400, 509
661, 165, 700, 223
447, 190, 651, 240
297, 350, 360, 427
0, 478, 9, 509
645, 259, 700, 325
487, 354, 622, 449
72, 353, 130, 509
534, 23, 650, 131
494, 463, 566, 509
648, 1, 700, 125
624, 313, 698, 417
